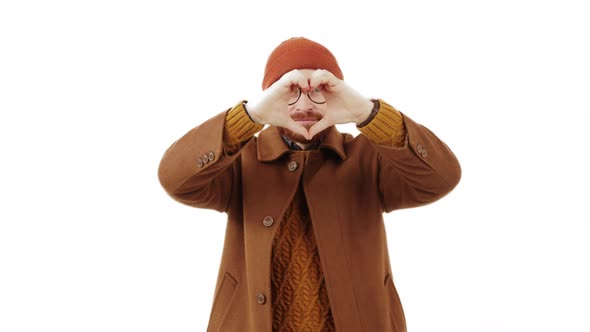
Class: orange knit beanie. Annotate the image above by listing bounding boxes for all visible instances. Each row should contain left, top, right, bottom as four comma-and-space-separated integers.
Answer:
262, 37, 344, 90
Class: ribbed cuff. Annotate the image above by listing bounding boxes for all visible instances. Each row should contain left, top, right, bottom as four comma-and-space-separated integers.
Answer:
357, 99, 407, 147
356, 99, 380, 127
223, 101, 264, 154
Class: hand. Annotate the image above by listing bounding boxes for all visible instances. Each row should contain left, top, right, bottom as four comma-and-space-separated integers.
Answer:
246, 69, 312, 139
307, 70, 374, 139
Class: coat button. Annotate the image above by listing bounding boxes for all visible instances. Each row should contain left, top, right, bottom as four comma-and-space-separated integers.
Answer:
262, 216, 274, 227
201, 154, 209, 164
256, 291, 266, 304
208, 151, 215, 161
196, 159, 204, 168
421, 149, 428, 158
416, 144, 424, 153
288, 161, 298, 171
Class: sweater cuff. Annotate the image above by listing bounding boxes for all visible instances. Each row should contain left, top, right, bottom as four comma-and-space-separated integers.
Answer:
357, 99, 407, 147
223, 101, 264, 154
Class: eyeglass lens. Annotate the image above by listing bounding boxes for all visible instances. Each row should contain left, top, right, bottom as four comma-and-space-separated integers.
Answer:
288, 87, 326, 105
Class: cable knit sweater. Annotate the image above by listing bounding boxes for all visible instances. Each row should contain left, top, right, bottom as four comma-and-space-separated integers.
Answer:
222, 100, 406, 332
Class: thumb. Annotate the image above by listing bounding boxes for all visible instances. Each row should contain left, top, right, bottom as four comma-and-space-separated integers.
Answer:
284, 118, 311, 140
307, 117, 332, 140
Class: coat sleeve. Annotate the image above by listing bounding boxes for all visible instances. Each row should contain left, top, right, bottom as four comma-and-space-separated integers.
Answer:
157, 102, 263, 212
358, 99, 462, 213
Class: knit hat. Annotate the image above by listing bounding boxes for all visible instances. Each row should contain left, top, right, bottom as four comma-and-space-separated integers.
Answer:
262, 37, 343, 90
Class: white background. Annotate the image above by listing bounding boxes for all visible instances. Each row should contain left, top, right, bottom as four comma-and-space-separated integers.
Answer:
1, 0, 589, 331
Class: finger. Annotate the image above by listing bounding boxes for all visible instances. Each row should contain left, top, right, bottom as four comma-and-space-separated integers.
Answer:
309, 69, 336, 90
307, 117, 332, 139
284, 69, 310, 91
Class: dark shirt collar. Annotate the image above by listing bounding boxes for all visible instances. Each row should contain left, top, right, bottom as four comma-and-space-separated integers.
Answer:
280, 134, 324, 151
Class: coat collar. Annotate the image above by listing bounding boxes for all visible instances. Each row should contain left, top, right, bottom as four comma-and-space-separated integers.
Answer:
256, 125, 347, 162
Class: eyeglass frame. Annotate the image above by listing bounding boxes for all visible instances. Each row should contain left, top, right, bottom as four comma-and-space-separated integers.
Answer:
287, 87, 327, 106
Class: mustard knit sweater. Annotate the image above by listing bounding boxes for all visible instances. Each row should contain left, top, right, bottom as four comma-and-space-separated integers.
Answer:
222, 101, 406, 332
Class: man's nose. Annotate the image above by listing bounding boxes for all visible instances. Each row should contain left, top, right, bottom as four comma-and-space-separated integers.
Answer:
294, 93, 313, 110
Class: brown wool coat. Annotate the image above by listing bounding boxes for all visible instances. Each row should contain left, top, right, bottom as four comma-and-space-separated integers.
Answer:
157, 109, 461, 332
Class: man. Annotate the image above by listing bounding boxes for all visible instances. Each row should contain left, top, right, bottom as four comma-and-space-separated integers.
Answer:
158, 37, 461, 332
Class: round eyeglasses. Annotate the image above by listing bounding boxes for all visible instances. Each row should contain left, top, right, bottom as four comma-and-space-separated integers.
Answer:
288, 87, 326, 105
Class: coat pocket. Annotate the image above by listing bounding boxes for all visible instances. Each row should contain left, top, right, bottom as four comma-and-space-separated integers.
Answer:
208, 272, 239, 332
384, 272, 407, 332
